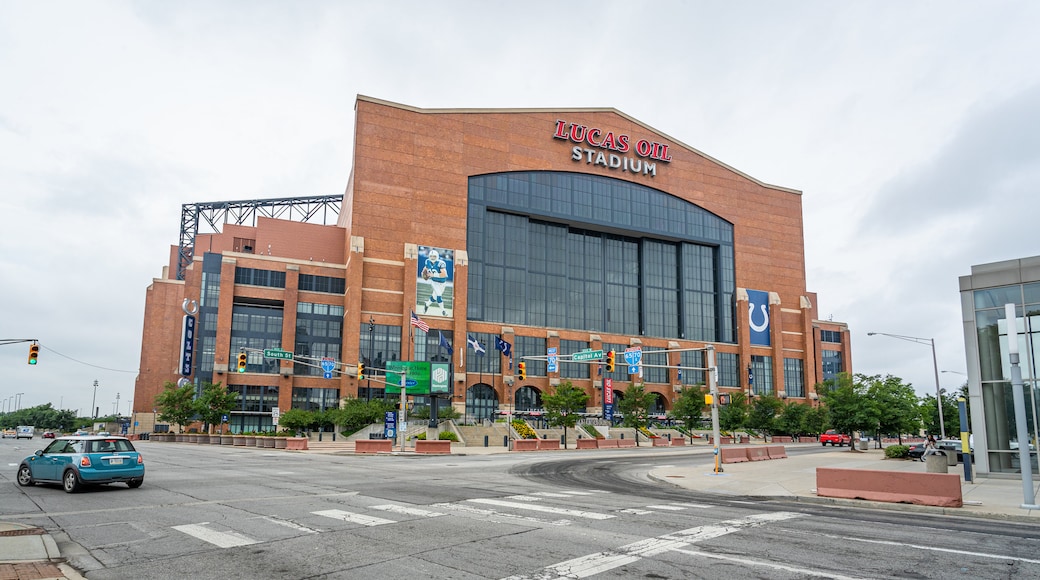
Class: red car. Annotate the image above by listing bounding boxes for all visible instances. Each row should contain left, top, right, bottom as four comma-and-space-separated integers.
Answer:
42, 431, 56, 439
820, 430, 852, 446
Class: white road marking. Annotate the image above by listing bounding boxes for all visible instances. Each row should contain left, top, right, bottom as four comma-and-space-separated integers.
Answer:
261, 516, 320, 534
527, 492, 572, 498
505, 495, 548, 502
312, 509, 395, 526
432, 502, 572, 526
646, 505, 687, 511
672, 546, 869, 580
172, 523, 258, 548
369, 504, 445, 518
502, 511, 803, 579
672, 502, 711, 508
818, 533, 1040, 565
468, 498, 615, 520
619, 508, 654, 515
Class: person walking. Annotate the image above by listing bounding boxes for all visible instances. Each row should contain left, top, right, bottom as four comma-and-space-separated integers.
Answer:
920, 434, 939, 461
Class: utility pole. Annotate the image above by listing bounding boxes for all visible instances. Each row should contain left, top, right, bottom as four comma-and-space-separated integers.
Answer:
707, 345, 722, 474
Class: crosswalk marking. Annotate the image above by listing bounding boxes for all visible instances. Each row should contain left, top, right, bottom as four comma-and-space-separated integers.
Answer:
503, 512, 804, 580
261, 516, 320, 534
468, 498, 615, 520
172, 523, 257, 548
620, 508, 655, 515
312, 509, 396, 526
369, 504, 445, 518
646, 505, 687, 511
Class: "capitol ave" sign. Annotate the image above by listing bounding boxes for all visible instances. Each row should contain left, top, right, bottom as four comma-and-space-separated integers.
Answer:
553, 120, 672, 177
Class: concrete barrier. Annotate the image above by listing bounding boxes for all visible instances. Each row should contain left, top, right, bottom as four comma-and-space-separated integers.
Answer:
538, 439, 560, 450
816, 467, 963, 507
415, 440, 451, 454
720, 447, 749, 463
577, 439, 599, 449
651, 438, 670, 447
285, 437, 309, 451
670, 438, 686, 446
766, 445, 787, 459
617, 439, 637, 448
598, 439, 620, 448
512, 439, 539, 451
355, 440, 392, 454
746, 447, 771, 461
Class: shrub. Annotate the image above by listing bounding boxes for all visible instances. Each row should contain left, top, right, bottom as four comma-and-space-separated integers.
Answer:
414, 432, 426, 440
885, 444, 909, 459
438, 431, 459, 441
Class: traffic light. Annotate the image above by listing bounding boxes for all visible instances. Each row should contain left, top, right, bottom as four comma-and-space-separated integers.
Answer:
605, 350, 615, 373
357, 361, 365, 380
517, 361, 526, 381
237, 351, 247, 373
27, 343, 39, 365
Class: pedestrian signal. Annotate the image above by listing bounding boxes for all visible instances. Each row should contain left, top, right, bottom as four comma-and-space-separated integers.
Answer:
517, 362, 526, 381
605, 350, 615, 372
357, 361, 365, 380
28, 343, 40, 365
237, 352, 247, 373
719, 394, 732, 405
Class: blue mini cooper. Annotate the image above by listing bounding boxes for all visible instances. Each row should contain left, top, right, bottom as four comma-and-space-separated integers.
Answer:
17, 435, 145, 493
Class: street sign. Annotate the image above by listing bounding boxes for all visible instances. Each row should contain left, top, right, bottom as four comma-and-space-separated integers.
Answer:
624, 347, 642, 374
321, 357, 336, 379
572, 349, 604, 362
384, 411, 396, 439
547, 347, 558, 373
272, 406, 280, 426
264, 349, 294, 360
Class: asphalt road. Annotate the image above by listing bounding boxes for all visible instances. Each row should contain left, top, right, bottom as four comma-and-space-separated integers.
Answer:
3, 439, 1039, 579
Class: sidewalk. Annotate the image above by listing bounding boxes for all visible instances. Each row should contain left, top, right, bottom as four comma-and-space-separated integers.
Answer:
647, 444, 1040, 523
0, 523, 83, 580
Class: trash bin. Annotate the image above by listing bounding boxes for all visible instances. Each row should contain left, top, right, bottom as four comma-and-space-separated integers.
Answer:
946, 449, 959, 466
858, 440, 868, 451
925, 452, 948, 473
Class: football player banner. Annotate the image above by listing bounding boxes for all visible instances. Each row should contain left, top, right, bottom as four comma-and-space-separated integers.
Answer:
417, 245, 455, 319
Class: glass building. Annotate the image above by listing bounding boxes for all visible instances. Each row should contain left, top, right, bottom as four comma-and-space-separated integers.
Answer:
960, 256, 1040, 475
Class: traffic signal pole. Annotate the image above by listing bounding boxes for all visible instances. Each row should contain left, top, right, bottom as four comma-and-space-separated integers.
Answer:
707, 345, 722, 474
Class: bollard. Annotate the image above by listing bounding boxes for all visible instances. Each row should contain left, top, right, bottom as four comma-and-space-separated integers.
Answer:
620, 433, 625, 439
667, 433, 672, 442
560, 434, 565, 445
484, 435, 489, 447
504, 435, 509, 447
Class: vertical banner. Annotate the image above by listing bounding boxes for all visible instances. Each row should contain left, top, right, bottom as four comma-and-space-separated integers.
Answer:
603, 378, 614, 422
747, 289, 771, 347
430, 362, 450, 394
179, 314, 196, 377
417, 245, 455, 318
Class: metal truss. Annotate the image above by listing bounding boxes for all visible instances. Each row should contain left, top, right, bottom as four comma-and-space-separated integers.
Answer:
177, 195, 341, 280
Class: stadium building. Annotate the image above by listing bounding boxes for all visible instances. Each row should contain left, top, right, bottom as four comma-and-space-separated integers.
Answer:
133, 96, 851, 433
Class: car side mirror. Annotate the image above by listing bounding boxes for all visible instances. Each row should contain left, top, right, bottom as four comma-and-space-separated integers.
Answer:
34, 450, 43, 457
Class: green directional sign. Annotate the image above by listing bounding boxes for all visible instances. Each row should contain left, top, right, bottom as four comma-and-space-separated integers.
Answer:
385, 361, 431, 395
572, 349, 604, 362
263, 349, 293, 360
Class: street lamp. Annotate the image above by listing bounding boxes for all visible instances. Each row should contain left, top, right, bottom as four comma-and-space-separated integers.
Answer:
15, 393, 24, 411
868, 332, 945, 439
92, 380, 98, 419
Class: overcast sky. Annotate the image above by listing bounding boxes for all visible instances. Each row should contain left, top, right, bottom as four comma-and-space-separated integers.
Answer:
2, 1, 1038, 419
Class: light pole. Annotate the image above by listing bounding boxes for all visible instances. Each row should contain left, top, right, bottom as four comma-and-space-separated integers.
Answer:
868, 332, 945, 439
15, 393, 24, 411
92, 380, 98, 419
367, 316, 375, 401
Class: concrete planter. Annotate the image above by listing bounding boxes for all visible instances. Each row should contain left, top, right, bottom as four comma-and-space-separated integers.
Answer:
233, 436, 247, 446
220, 435, 235, 445
273, 437, 288, 449
285, 437, 308, 450
185, 434, 199, 444
262, 437, 275, 448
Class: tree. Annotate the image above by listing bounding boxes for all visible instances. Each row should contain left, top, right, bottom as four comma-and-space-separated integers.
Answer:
718, 391, 748, 434
817, 372, 879, 452
863, 374, 920, 446
542, 381, 589, 449
154, 381, 197, 433
278, 408, 317, 435
775, 401, 809, 438
616, 383, 656, 430
329, 398, 394, 436
194, 381, 240, 434
920, 390, 961, 437
745, 394, 784, 437
670, 385, 707, 441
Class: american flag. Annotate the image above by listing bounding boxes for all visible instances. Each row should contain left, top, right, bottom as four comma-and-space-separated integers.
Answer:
410, 310, 429, 332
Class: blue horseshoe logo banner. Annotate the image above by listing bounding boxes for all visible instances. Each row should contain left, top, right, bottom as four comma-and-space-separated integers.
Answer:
747, 289, 771, 346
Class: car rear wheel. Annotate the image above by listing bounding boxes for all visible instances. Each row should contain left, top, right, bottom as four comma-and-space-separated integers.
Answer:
17, 465, 35, 487
127, 478, 143, 489
63, 470, 82, 493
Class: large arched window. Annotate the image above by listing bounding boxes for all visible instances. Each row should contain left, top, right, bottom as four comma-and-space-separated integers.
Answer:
467, 172, 735, 342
